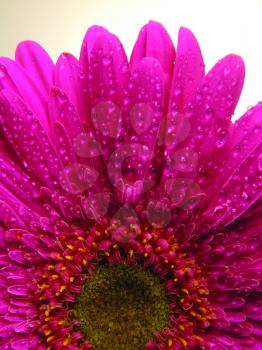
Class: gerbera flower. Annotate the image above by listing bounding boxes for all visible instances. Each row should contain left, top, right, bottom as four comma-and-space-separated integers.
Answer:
0, 20, 261, 349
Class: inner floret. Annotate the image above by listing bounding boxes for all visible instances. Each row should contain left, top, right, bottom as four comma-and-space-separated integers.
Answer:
73, 263, 170, 350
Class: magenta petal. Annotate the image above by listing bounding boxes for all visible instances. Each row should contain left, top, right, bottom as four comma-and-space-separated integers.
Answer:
79, 25, 108, 74
0, 89, 61, 187
0, 199, 24, 227
82, 25, 129, 106
168, 27, 204, 113
202, 102, 262, 205
130, 21, 175, 77
118, 57, 164, 149
15, 40, 54, 98
111, 57, 164, 203
80, 26, 129, 162
0, 63, 20, 94
53, 120, 76, 166
54, 53, 89, 123
48, 87, 84, 139
11, 336, 40, 350
198, 54, 245, 120
203, 140, 262, 227
0, 156, 42, 211
191, 54, 245, 141
0, 57, 49, 132
7, 285, 30, 297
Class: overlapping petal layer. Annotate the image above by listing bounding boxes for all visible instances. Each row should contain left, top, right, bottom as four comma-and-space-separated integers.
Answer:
0, 20, 261, 350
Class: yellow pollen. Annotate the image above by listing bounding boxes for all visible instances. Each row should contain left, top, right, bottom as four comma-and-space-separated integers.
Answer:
155, 246, 161, 253
82, 259, 88, 265
42, 273, 48, 278
77, 236, 85, 241
92, 242, 97, 248
56, 254, 64, 261
142, 238, 147, 244
168, 338, 173, 347
44, 330, 52, 336
66, 244, 74, 250
47, 265, 55, 271
45, 310, 50, 317
164, 259, 169, 264
61, 266, 67, 271
65, 255, 73, 261
129, 249, 134, 257
70, 277, 75, 283
170, 264, 174, 269
195, 298, 202, 303
38, 284, 50, 290
60, 285, 66, 293
178, 324, 185, 331
46, 335, 55, 343
198, 307, 207, 314
78, 248, 86, 253
52, 274, 59, 280
190, 311, 196, 317
144, 252, 148, 258
198, 288, 208, 295
105, 252, 110, 256
63, 337, 70, 346
184, 267, 191, 273
113, 244, 118, 249
194, 335, 203, 342
193, 280, 200, 287
179, 337, 188, 347
181, 288, 189, 295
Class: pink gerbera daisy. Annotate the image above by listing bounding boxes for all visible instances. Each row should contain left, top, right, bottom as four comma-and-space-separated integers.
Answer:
0, 20, 261, 350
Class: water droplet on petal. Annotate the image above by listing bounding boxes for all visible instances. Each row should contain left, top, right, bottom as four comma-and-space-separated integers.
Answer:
102, 56, 112, 66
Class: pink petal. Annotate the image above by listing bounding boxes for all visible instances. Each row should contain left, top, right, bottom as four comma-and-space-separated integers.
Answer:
81, 25, 129, 106
79, 25, 107, 75
0, 156, 42, 209
54, 53, 88, 123
130, 21, 175, 111
130, 20, 175, 77
201, 102, 262, 206
190, 54, 245, 165
53, 120, 76, 166
48, 87, 84, 139
0, 89, 61, 187
0, 57, 50, 132
161, 54, 245, 200
15, 40, 54, 98
168, 27, 204, 113
110, 57, 164, 203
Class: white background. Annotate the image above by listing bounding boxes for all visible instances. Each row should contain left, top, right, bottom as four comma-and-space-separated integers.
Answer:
0, 0, 261, 118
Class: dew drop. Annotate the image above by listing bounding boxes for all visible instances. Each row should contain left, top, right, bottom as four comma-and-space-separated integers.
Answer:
102, 56, 112, 66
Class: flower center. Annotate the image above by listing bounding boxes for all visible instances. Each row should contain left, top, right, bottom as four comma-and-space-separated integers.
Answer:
73, 263, 170, 350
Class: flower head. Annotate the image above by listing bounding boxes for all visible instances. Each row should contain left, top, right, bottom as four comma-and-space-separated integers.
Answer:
0, 20, 261, 350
